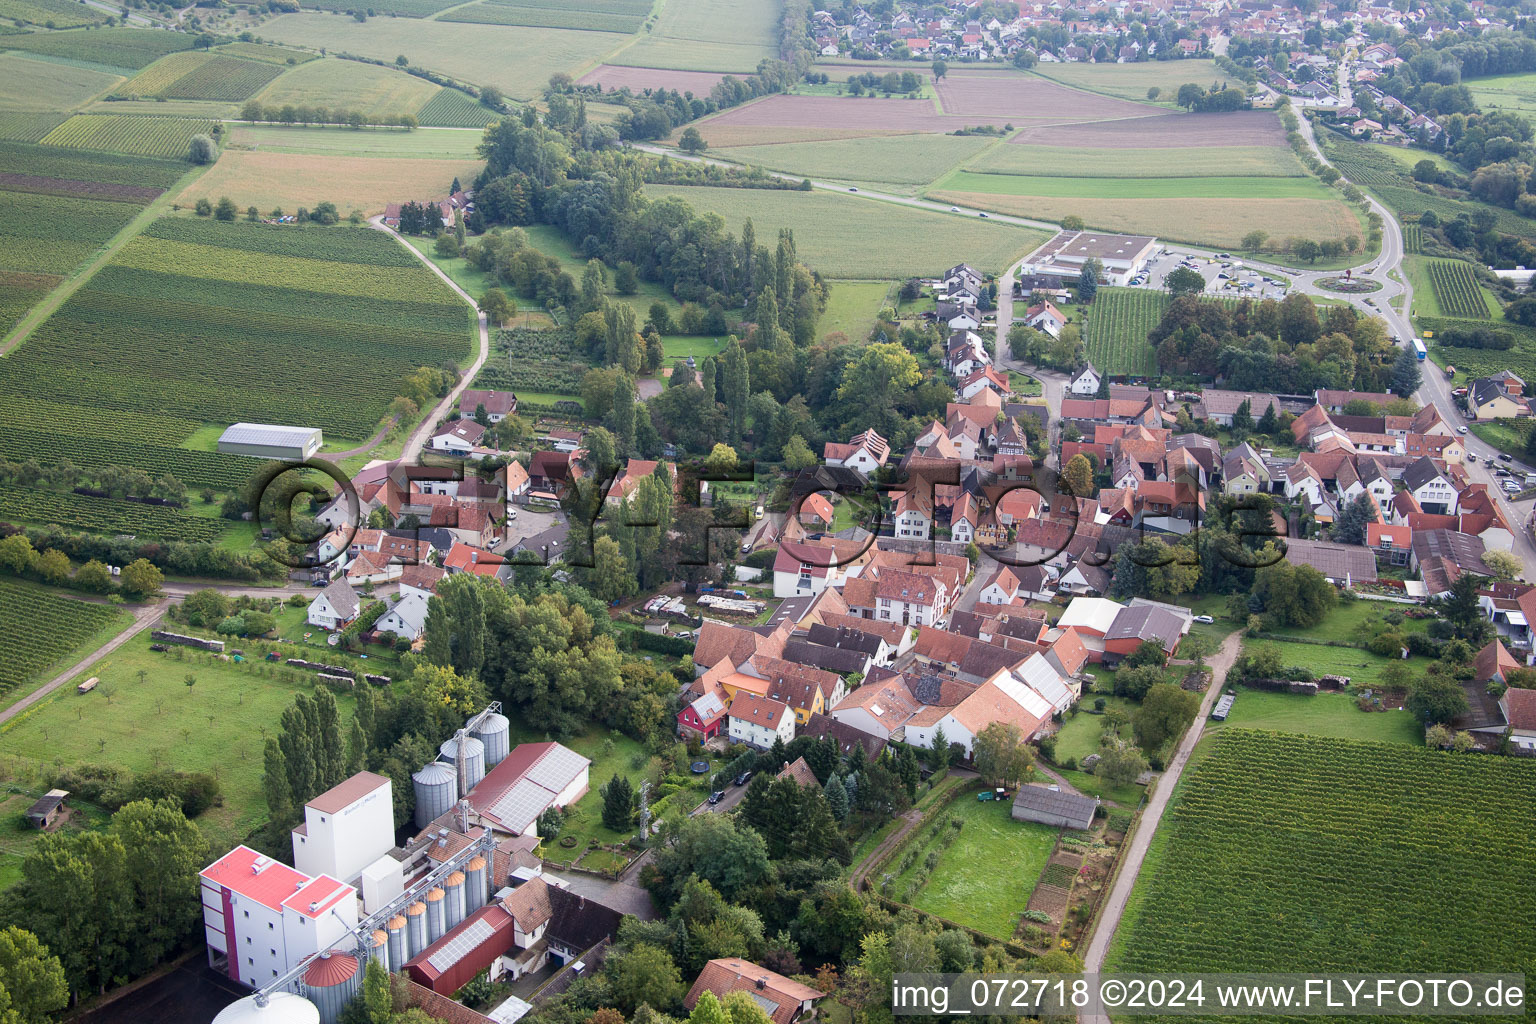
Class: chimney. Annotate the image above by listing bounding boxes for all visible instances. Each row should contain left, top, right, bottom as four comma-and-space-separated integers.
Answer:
756, 978, 768, 990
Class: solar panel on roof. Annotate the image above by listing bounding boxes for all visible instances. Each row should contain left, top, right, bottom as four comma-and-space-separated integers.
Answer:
525, 746, 587, 791
487, 777, 551, 833
750, 994, 780, 1016
426, 917, 495, 972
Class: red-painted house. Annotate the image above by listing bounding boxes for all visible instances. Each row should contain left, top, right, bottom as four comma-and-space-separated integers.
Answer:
677, 688, 727, 739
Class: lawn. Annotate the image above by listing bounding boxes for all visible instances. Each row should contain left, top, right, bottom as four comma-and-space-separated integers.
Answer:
1108, 730, 1536, 987
1238, 638, 1405, 689
1033, 60, 1223, 106
260, 14, 629, 101
888, 793, 1059, 939
0, 53, 122, 112
1471, 419, 1533, 460
660, 336, 725, 361
609, 0, 777, 73
644, 184, 1050, 278
0, 792, 112, 893
177, 149, 481, 217
253, 57, 440, 119
0, 579, 133, 711
1057, 768, 1144, 808
1262, 600, 1432, 644
1051, 698, 1137, 763
967, 143, 1307, 179
0, 635, 358, 853
1466, 70, 1536, 117
707, 134, 999, 191
821, 280, 894, 342
227, 123, 483, 159
1209, 688, 1423, 745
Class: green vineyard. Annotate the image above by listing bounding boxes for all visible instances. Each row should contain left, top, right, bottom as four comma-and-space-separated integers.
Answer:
41, 113, 219, 159
1112, 730, 1536, 1017
0, 0, 107, 28
0, 579, 127, 698
1084, 287, 1164, 377
1, 27, 197, 69
0, 486, 226, 542
116, 51, 285, 101
1403, 222, 1422, 253
1427, 258, 1490, 319
0, 110, 66, 143
416, 87, 501, 128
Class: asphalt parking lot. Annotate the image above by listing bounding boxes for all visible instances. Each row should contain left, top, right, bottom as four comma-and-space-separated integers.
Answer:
1136, 249, 1290, 301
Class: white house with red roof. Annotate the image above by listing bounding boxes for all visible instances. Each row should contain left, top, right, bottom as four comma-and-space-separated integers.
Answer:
1025, 301, 1067, 338
430, 418, 487, 454
823, 429, 890, 476
200, 845, 357, 988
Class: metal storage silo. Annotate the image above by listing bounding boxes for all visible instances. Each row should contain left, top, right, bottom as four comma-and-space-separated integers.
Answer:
465, 854, 488, 913
425, 886, 446, 943
412, 761, 457, 829
443, 870, 467, 929
405, 901, 428, 958
438, 735, 485, 795
302, 950, 362, 1024
368, 929, 389, 973
469, 712, 510, 767
386, 915, 407, 970
212, 992, 321, 1024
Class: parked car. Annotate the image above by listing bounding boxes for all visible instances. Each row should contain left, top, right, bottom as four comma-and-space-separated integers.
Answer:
1459, 426, 1469, 434
1193, 614, 1214, 624
1501, 454, 1514, 462
734, 770, 753, 786
709, 790, 725, 805
1468, 452, 1478, 462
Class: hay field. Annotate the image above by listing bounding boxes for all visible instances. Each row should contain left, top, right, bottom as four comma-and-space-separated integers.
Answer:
934, 169, 1335, 199
259, 14, 628, 100
968, 143, 1306, 178
1034, 59, 1222, 104
710, 133, 997, 187
1011, 109, 1286, 148
578, 64, 729, 93
609, 0, 777, 72
228, 123, 481, 158
1467, 70, 1536, 117
177, 150, 482, 215
644, 183, 1049, 277
0, 53, 121, 111
927, 190, 1361, 249
253, 57, 440, 117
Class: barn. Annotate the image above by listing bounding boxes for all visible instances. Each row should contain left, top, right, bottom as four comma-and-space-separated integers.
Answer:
1011, 785, 1099, 830
217, 422, 323, 461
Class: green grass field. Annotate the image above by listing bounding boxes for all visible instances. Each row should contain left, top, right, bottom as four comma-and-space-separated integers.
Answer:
609, 0, 777, 72
1, 27, 196, 69
1466, 70, 1536, 117
821, 279, 894, 342
253, 56, 441, 118
227, 122, 482, 158
933, 168, 1334, 199
966, 143, 1307, 179
660, 335, 725, 360
645, 184, 1049, 278
0, 579, 133, 710
260, 14, 629, 101
1210, 689, 1423, 745
1109, 730, 1536, 991
1033, 59, 1222, 105
0, 53, 121, 111
1238, 638, 1407, 689
889, 793, 1060, 938
521, 222, 687, 321
436, 0, 648, 33
1052, 698, 1138, 763
0, 635, 358, 852
1262, 600, 1432, 644
709, 134, 999, 189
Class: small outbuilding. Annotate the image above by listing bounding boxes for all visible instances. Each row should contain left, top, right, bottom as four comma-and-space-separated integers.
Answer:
217, 423, 322, 461
27, 789, 68, 829
1011, 784, 1098, 831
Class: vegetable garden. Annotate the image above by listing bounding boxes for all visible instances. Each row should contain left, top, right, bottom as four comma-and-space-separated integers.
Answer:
1426, 259, 1491, 320
1111, 730, 1536, 1009
1084, 287, 1163, 377
0, 580, 127, 701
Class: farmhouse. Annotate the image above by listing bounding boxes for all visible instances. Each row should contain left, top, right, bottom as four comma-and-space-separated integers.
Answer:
217, 422, 322, 461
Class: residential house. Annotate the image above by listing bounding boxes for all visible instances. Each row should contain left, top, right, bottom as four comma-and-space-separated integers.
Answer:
457, 389, 518, 423
376, 591, 430, 642
307, 580, 360, 631
823, 429, 890, 476
1024, 301, 1067, 339
798, 493, 835, 529
727, 693, 796, 749
1402, 456, 1460, 515
685, 960, 826, 1024
1469, 375, 1531, 420
1068, 362, 1102, 396
430, 419, 487, 455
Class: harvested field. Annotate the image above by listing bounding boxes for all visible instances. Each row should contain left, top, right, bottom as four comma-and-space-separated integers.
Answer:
697, 94, 1015, 137
253, 57, 440, 118
177, 150, 484, 216
643, 183, 1049, 278
711, 133, 995, 187
1011, 109, 1286, 148
578, 64, 729, 94
927, 191, 1361, 249
0, 171, 161, 201
934, 170, 1333, 199
0, 54, 121, 112
935, 71, 1153, 120
681, 124, 916, 147
968, 143, 1306, 178
259, 14, 627, 101
609, 0, 777, 72
1035, 59, 1222, 104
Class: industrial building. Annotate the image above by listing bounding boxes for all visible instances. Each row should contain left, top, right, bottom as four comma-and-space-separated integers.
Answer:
292, 772, 395, 885
1018, 230, 1158, 287
217, 422, 323, 461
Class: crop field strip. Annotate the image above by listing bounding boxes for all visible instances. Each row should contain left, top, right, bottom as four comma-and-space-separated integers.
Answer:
0, 53, 122, 112
217, 41, 317, 65
1403, 222, 1422, 253
1, 27, 197, 68
0, 219, 474, 463
609, 0, 777, 72
39, 114, 218, 159
115, 50, 287, 101
416, 88, 499, 128
1426, 259, 1492, 319
252, 57, 442, 118
438, 0, 647, 32
0, 0, 107, 27
0, 580, 126, 698
0, 485, 226, 542
1113, 730, 1536, 1016
303, 0, 466, 15
965, 143, 1308, 179
0, 111, 66, 143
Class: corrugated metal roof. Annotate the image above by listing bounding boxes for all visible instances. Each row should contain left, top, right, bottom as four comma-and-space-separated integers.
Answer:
219, 422, 320, 448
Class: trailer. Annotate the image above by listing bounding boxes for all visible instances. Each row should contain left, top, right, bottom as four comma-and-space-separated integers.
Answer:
76, 677, 98, 694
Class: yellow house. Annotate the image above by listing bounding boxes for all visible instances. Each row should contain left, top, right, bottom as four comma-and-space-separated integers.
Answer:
1470, 378, 1530, 420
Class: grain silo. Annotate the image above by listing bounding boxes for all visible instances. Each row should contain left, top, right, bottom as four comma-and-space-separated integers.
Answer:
464, 855, 488, 913
302, 950, 362, 1024
405, 901, 427, 958
438, 735, 485, 795
425, 886, 446, 944
470, 711, 510, 767
367, 929, 388, 972
385, 915, 407, 970
443, 870, 467, 929
411, 761, 456, 829
212, 992, 320, 1024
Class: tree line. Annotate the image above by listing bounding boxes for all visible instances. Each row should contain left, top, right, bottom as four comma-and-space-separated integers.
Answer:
238, 99, 420, 129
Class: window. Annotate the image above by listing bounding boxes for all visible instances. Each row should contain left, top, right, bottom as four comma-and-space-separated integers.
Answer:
243, 911, 249, 919
268, 923, 274, 930
271, 949, 277, 957
248, 958, 254, 966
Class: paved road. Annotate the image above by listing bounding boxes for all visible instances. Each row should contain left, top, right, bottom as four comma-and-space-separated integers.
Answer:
1080, 631, 1242, 989
368, 217, 492, 464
